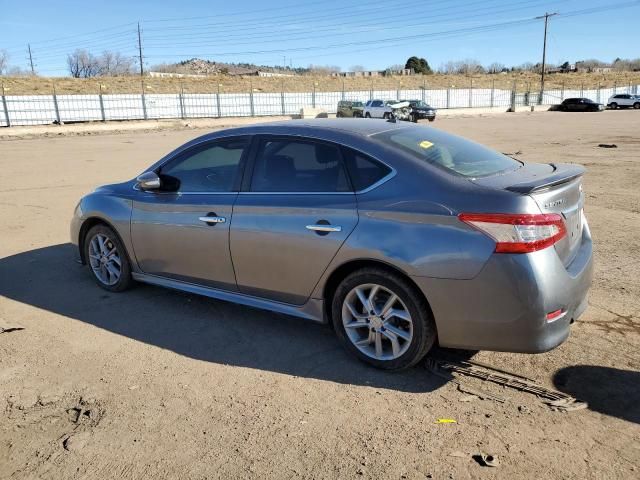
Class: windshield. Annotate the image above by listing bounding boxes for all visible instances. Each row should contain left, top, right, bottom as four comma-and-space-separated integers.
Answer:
372, 126, 522, 178
352, 102, 364, 107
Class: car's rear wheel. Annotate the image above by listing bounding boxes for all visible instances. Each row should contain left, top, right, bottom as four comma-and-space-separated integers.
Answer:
364, 112, 371, 118
84, 224, 132, 292
331, 268, 436, 370
610, 102, 618, 109
336, 111, 343, 118
383, 112, 390, 119
634, 102, 640, 109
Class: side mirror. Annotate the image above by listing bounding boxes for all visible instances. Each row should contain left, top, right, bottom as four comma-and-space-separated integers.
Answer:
136, 171, 161, 191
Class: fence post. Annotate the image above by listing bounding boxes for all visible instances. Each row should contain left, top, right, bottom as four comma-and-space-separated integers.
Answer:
446, 88, 450, 109
421, 78, 426, 102
369, 79, 373, 101
614, 81, 617, 94
397, 82, 401, 101
580, 83, 584, 98
98, 84, 106, 122
179, 84, 185, 119
510, 80, 516, 111
468, 78, 472, 108
490, 79, 495, 108
341, 80, 345, 101
52, 82, 61, 124
281, 83, 285, 116
249, 86, 255, 117
560, 82, 565, 101
1, 83, 10, 127
596, 83, 600, 103
216, 84, 222, 118
140, 80, 148, 120
312, 83, 316, 108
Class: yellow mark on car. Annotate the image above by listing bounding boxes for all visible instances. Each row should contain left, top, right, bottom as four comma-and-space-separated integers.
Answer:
419, 140, 434, 149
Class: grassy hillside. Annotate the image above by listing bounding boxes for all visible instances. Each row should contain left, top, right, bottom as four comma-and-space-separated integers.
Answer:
2, 71, 639, 95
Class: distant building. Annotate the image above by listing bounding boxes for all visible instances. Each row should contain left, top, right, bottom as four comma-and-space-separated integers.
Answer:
575, 61, 613, 73
331, 68, 413, 78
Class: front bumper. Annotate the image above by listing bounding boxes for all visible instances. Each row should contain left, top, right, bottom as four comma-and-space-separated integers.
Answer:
414, 110, 436, 120
412, 221, 593, 353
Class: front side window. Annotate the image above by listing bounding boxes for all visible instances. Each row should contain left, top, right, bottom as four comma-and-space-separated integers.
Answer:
160, 137, 249, 192
373, 126, 522, 178
250, 139, 350, 192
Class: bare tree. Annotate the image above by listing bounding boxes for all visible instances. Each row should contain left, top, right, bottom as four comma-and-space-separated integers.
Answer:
99, 51, 135, 76
486, 62, 506, 74
0, 49, 8, 75
67, 49, 101, 78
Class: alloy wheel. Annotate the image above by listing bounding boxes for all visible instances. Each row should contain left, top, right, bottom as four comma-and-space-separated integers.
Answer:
341, 283, 414, 361
88, 233, 122, 286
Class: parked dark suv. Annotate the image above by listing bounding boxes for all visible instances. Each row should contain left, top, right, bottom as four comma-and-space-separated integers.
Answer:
402, 100, 436, 122
336, 100, 364, 118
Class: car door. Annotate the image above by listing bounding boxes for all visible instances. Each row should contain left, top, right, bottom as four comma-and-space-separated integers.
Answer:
230, 136, 358, 305
130, 136, 250, 290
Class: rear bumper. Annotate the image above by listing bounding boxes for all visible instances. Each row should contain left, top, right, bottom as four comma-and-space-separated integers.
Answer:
412, 220, 593, 353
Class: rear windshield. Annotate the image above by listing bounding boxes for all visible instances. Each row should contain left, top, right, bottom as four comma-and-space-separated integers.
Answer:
372, 126, 521, 178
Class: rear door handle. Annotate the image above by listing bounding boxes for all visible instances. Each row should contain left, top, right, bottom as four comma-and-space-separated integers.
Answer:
306, 224, 342, 232
199, 216, 226, 224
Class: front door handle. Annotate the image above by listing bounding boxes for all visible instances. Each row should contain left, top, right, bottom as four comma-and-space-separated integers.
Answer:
306, 224, 342, 232
199, 216, 226, 224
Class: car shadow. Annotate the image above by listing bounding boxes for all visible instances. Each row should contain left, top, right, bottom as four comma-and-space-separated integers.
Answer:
0, 243, 463, 393
553, 365, 640, 424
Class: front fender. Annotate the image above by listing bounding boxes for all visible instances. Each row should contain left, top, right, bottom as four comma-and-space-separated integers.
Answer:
71, 193, 134, 267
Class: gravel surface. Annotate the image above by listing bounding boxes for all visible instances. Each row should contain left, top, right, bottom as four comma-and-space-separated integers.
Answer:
1, 110, 638, 479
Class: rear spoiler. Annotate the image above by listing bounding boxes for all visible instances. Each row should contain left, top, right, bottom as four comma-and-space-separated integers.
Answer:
505, 163, 585, 194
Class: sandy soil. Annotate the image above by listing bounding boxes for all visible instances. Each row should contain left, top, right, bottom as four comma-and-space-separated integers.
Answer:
3, 71, 640, 94
0, 111, 638, 479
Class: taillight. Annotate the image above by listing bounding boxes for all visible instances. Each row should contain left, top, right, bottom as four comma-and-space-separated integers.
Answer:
459, 213, 566, 253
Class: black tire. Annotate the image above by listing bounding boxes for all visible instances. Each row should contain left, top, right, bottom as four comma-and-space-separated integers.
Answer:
410, 113, 418, 123
365, 112, 371, 118
336, 111, 343, 118
634, 102, 640, 109
382, 112, 390, 120
84, 224, 133, 292
428, 117, 435, 122
331, 267, 436, 370
610, 102, 618, 109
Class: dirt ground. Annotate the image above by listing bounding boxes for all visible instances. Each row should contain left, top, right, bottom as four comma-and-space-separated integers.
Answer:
0, 111, 638, 479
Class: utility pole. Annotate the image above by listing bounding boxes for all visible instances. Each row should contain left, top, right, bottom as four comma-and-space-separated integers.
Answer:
137, 22, 144, 77
536, 12, 557, 96
27, 44, 35, 75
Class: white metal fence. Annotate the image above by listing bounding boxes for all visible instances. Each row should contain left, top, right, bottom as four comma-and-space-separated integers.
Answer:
1, 84, 638, 127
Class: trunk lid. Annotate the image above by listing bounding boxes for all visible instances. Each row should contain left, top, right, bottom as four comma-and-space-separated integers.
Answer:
473, 163, 585, 265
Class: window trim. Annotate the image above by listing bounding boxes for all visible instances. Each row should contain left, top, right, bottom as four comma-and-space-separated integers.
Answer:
240, 134, 396, 195
140, 135, 252, 195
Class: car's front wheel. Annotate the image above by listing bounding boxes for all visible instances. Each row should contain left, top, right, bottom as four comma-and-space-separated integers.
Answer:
634, 102, 640, 109
610, 102, 618, 109
331, 268, 436, 370
84, 224, 133, 292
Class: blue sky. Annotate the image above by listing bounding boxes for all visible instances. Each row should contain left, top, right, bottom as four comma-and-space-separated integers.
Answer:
0, 0, 638, 76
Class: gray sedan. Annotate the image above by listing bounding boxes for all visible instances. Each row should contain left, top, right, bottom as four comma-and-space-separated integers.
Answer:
71, 119, 593, 370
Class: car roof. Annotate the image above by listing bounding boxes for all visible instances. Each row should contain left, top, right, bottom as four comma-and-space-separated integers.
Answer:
206, 118, 412, 139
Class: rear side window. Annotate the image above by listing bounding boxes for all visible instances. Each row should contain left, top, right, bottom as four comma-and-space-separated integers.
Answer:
342, 148, 391, 191
250, 139, 350, 192
372, 127, 521, 178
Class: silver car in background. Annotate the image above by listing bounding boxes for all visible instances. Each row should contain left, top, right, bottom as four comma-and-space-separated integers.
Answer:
71, 119, 593, 370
